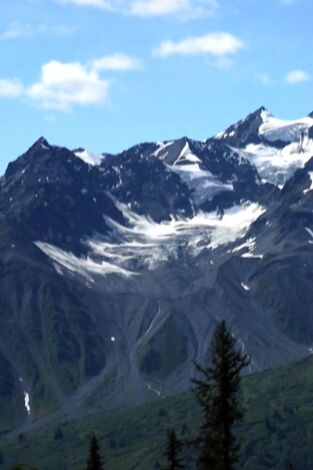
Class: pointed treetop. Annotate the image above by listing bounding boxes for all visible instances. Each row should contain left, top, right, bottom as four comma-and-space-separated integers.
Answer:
86, 434, 104, 470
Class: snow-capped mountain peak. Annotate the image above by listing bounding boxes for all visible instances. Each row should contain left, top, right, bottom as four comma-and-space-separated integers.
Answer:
215, 109, 313, 186
259, 111, 313, 143
3, 106, 313, 431
214, 106, 269, 147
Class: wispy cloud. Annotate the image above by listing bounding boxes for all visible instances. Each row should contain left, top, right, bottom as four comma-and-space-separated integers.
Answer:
256, 73, 272, 85
57, 0, 218, 18
92, 53, 143, 71
280, 0, 299, 4
0, 53, 142, 110
61, 0, 110, 6
129, 0, 218, 18
0, 23, 74, 40
0, 24, 32, 40
154, 32, 244, 58
0, 79, 24, 97
285, 69, 311, 84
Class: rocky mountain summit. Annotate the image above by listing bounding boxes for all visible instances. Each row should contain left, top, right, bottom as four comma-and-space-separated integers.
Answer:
1, 107, 313, 432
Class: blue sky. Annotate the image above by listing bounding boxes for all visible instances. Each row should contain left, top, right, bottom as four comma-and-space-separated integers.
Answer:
0, 0, 312, 175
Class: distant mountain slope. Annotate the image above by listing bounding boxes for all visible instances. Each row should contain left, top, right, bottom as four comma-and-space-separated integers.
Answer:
2, 355, 313, 469
1, 107, 313, 432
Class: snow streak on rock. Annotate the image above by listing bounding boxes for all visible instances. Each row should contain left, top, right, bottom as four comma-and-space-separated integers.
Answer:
35, 203, 265, 276
74, 149, 104, 166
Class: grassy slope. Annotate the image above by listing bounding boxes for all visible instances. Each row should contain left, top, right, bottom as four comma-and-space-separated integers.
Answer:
1, 356, 313, 469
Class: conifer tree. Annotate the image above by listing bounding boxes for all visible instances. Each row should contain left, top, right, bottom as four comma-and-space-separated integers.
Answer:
86, 435, 104, 470
192, 320, 250, 470
162, 430, 185, 470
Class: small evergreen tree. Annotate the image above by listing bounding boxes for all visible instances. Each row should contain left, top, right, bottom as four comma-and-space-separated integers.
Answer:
53, 426, 64, 440
17, 433, 25, 443
192, 320, 250, 470
86, 435, 104, 470
109, 436, 116, 449
162, 429, 185, 470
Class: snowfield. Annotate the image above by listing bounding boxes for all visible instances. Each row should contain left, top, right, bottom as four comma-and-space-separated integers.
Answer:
259, 109, 313, 143
35, 202, 265, 277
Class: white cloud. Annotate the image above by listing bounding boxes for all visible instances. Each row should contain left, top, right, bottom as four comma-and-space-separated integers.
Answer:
0, 53, 142, 110
0, 24, 32, 40
0, 79, 24, 97
0, 23, 74, 40
92, 53, 143, 71
58, 0, 218, 17
129, 0, 217, 17
27, 61, 110, 110
38, 25, 74, 36
59, 0, 111, 7
154, 32, 244, 58
285, 69, 311, 84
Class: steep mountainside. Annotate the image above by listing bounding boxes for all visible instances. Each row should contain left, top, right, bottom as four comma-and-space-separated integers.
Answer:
1, 107, 313, 432
3, 355, 313, 469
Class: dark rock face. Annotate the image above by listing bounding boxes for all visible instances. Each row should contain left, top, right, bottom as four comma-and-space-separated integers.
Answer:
214, 107, 267, 146
2, 138, 124, 255
1, 108, 313, 432
99, 143, 194, 221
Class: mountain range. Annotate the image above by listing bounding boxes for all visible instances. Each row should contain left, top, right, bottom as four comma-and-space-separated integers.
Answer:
1, 106, 313, 433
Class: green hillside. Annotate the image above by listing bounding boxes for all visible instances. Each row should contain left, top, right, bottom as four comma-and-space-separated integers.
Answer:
1, 355, 313, 469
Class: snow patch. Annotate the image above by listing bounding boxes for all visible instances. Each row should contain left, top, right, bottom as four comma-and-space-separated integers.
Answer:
232, 237, 263, 258
152, 141, 174, 158
173, 141, 201, 166
146, 383, 161, 397
235, 137, 313, 185
169, 142, 233, 204
137, 305, 162, 347
34, 241, 137, 279
304, 172, 313, 194
172, 163, 233, 204
74, 149, 104, 166
87, 202, 265, 271
305, 227, 313, 240
215, 130, 225, 139
24, 392, 31, 415
19, 378, 31, 416
241, 253, 263, 259
241, 282, 250, 291
259, 111, 313, 143
232, 237, 256, 254
36, 201, 264, 276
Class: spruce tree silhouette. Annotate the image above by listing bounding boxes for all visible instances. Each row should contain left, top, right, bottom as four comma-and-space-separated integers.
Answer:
86, 435, 104, 470
162, 429, 185, 470
192, 320, 250, 470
